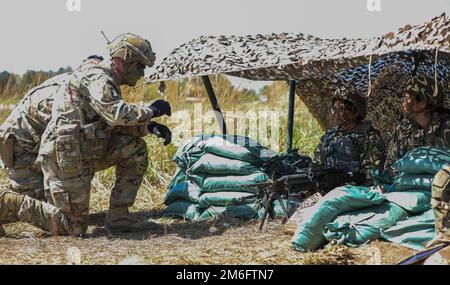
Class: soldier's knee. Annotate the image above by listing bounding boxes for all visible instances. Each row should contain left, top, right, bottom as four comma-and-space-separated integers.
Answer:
133, 138, 149, 169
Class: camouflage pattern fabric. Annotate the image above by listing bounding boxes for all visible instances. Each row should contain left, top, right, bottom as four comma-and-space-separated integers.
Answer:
35, 57, 155, 233
331, 86, 368, 120
0, 74, 70, 199
312, 121, 386, 184
39, 57, 155, 163
146, 14, 450, 142
108, 33, 156, 67
431, 164, 450, 243
404, 75, 444, 107
8, 134, 149, 235
0, 190, 82, 236
385, 111, 450, 168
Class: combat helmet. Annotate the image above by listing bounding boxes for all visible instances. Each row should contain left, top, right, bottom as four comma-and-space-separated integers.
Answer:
331, 86, 368, 120
404, 75, 444, 108
108, 33, 156, 67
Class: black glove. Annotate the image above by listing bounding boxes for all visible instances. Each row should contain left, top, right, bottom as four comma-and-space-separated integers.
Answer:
148, 122, 172, 146
149, 99, 172, 118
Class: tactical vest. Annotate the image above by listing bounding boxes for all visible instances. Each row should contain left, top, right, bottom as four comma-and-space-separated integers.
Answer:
320, 126, 365, 174
432, 164, 450, 241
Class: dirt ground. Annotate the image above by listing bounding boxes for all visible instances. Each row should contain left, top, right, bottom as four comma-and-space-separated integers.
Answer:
0, 210, 415, 265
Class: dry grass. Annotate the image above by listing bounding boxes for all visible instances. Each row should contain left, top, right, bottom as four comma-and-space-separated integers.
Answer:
0, 214, 414, 265
0, 74, 415, 265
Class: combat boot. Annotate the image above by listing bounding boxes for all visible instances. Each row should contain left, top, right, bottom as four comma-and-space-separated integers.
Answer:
105, 206, 159, 234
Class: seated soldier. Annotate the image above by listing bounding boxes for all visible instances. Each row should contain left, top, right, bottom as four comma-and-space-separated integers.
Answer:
384, 75, 450, 170
311, 87, 386, 185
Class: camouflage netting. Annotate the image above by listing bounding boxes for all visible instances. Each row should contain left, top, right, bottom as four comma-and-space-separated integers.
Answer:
147, 14, 450, 142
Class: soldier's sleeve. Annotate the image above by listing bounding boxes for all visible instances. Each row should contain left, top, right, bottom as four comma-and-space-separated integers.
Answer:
360, 129, 386, 184
84, 77, 155, 127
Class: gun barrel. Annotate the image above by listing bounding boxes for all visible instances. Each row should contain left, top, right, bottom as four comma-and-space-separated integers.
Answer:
241, 181, 273, 189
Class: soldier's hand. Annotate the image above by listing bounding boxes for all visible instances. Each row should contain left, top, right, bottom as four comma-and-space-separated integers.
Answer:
149, 99, 172, 118
148, 122, 172, 146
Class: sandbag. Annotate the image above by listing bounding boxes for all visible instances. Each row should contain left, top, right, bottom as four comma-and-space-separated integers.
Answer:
172, 136, 206, 169
164, 200, 203, 221
167, 167, 188, 191
189, 173, 206, 188
203, 135, 277, 164
198, 203, 258, 221
381, 209, 435, 251
197, 191, 256, 208
164, 181, 201, 205
189, 153, 260, 175
391, 147, 450, 175
201, 172, 269, 194
173, 135, 276, 169
385, 190, 431, 214
324, 202, 408, 247
392, 174, 434, 192
291, 185, 387, 252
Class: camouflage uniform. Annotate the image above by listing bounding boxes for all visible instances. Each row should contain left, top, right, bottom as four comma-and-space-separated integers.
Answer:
1, 34, 161, 236
312, 88, 386, 185
385, 112, 450, 168
0, 74, 70, 199
420, 164, 450, 264
384, 76, 450, 169
431, 164, 450, 243
312, 121, 386, 184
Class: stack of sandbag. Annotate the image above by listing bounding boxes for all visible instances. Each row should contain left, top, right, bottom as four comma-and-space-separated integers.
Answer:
292, 147, 450, 251
164, 135, 278, 221
389, 147, 450, 192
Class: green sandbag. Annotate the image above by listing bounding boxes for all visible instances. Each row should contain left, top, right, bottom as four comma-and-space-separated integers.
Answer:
164, 181, 201, 205
381, 209, 435, 251
291, 185, 387, 252
371, 169, 394, 186
198, 203, 259, 221
392, 174, 434, 191
323, 202, 408, 247
203, 135, 277, 164
189, 153, 260, 175
201, 172, 269, 194
385, 190, 431, 214
190, 173, 206, 188
173, 135, 276, 169
167, 167, 188, 192
164, 200, 202, 221
172, 136, 206, 169
391, 147, 450, 175
197, 191, 256, 208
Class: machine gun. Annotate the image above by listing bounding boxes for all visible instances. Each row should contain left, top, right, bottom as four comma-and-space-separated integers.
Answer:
241, 168, 366, 231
